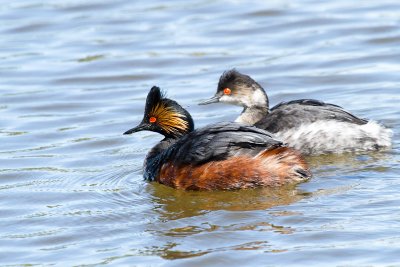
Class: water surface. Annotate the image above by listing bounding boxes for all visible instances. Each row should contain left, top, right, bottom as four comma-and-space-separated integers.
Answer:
1, 0, 400, 266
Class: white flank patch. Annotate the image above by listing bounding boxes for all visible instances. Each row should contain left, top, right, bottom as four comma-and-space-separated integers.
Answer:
275, 120, 393, 155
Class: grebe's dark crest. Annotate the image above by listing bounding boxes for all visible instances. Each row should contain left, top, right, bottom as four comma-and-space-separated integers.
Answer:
124, 86, 194, 138
124, 86, 311, 190
199, 69, 392, 155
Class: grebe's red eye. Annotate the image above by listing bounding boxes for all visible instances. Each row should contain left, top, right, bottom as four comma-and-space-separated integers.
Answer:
149, 117, 157, 123
223, 88, 231, 95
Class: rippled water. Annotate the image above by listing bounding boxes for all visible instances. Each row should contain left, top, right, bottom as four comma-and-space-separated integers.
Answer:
1, 0, 400, 266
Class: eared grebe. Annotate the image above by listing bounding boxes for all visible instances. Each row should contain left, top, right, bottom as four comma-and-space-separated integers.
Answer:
124, 86, 311, 190
199, 69, 392, 155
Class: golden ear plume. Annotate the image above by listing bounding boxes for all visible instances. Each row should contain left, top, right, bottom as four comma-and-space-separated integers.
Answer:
150, 102, 189, 135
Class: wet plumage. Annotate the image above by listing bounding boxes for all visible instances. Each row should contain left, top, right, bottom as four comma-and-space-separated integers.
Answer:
124, 86, 311, 190
199, 69, 392, 155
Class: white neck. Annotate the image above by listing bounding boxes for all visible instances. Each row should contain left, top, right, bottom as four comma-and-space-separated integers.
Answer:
235, 106, 268, 125
235, 88, 269, 125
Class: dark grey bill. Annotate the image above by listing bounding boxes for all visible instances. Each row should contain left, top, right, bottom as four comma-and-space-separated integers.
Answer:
198, 95, 220, 105
123, 124, 147, 135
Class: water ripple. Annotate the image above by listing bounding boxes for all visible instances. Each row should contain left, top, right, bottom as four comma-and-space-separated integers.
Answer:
1, 0, 400, 266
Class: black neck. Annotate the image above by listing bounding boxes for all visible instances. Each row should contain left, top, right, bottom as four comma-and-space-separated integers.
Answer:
143, 137, 178, 181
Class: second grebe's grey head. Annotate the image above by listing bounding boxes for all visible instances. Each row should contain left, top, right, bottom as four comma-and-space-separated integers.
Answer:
199, 69, 269, 109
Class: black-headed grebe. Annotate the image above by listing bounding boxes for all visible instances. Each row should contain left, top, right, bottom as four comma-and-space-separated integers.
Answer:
124, 86, 311, 191
199, 69, 392, 155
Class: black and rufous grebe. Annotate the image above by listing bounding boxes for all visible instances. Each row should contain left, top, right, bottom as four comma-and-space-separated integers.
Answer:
124, 86, 311, 190
199, 69, 392, 155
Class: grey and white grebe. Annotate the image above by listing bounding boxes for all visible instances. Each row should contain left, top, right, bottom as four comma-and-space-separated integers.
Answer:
199, 69, 392, 155
124, 86, 311, 190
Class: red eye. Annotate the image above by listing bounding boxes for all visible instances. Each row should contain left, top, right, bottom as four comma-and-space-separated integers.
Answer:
223, 88, 231, 95
149, 117, 157, 123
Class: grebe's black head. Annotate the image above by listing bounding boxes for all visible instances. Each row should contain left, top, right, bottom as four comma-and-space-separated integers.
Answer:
199, 69, 268, 109
124, 86, 194, 139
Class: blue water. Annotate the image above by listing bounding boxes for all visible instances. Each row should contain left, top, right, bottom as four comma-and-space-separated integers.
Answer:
1, 0, 400, 266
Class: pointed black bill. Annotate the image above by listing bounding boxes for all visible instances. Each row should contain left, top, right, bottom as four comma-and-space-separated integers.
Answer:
123, 124, 147, 135
198, 95, 220, 105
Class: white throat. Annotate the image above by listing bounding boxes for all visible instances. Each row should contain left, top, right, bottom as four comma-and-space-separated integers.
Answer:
234, 88, 268, 125
235, 106, 267, 125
